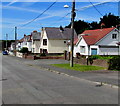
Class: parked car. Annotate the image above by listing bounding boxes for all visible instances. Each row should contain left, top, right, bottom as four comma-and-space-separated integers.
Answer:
2, 51, 8, 55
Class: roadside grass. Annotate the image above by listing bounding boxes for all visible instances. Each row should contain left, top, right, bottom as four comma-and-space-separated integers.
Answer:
52, 64, 106, 72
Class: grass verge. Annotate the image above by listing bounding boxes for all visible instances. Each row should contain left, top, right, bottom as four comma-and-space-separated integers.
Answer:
52, 64, 106, 72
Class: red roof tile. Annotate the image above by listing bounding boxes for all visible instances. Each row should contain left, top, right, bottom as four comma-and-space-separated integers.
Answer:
75, 27, 115, 45
74, 37, 79, 45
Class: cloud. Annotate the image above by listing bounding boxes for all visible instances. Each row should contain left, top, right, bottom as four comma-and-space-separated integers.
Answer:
4, 0, 18, 7
2, 5, 41, 13
19, 15, 53, 25
77, 0, 115, 11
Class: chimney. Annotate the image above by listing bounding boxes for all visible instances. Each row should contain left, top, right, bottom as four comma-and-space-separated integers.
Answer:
59, 26, 64, 32
33, 30, 37, 33
24, 34, 26, 37
101, 23, 105, 29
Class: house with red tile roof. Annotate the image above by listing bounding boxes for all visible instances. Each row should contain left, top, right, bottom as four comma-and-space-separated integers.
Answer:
73, 27, 119, 57
17, 34, 32, 51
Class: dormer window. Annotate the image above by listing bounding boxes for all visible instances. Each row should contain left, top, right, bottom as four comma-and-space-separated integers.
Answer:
112, 34, 117, 39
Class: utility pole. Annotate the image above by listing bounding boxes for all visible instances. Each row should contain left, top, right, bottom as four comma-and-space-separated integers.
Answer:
70, 0, 76, 67
15, 26, 17, 56
118, 25, 120, 55
6, 34, 8, 50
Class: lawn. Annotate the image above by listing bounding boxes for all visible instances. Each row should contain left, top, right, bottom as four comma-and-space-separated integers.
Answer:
52, 64, 106, 72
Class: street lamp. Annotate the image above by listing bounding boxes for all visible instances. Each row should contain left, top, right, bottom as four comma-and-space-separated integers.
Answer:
64, 0, 76, 67
64, 5, 69, 8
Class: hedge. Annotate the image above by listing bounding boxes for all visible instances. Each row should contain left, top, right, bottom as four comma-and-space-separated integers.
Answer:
108, 56, 120, 70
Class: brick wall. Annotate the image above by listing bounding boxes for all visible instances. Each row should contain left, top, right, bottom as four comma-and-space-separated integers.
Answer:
74, 58, 108, 68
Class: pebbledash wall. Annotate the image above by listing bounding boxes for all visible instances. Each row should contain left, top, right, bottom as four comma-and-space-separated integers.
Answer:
48, 39, 69, 53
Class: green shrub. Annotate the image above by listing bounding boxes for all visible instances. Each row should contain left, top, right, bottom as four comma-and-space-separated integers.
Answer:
19, 47, 28, 53
40, 53, 46, 56
91, 55, 101, 59
88, 56, 93, 65
108, 56, 120, 70
91, 55, 113, 60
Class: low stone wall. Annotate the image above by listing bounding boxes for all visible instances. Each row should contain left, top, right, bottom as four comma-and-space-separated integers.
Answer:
25, 55, 36, 60
22, 55, 64, 60
74, 58, 87, 65
74, 58, 108, 68
92, 59, 108, 68
36, 56, 64, 59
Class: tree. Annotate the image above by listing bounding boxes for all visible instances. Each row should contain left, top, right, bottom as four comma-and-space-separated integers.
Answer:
99, 13, 120, 28
65, 20, 90, 34
89, 21, 100, 29
19, 47, 28, 53
65, 13, 120, 34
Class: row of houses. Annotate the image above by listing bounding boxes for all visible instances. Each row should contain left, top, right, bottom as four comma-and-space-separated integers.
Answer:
10, 26, 120, 57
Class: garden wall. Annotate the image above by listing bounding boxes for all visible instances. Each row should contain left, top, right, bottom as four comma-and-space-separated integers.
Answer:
16, 52, 23, 58
74, 58, 108, 68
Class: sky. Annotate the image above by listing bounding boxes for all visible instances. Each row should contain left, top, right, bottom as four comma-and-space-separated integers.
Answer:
1, 0, 119, 40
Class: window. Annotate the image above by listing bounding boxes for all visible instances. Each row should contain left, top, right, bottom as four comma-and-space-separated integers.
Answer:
32, 48, 35, 53
112, 34, 117, 39
43, 39, 47, 45
80, 46, 85, 53
64, 41, 66, 43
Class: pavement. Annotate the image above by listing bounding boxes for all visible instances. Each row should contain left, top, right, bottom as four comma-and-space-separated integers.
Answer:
15, 56, 119, 88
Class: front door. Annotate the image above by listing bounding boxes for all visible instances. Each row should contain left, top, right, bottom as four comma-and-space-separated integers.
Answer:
40, 49, 42, 53
91, 48, 97, 55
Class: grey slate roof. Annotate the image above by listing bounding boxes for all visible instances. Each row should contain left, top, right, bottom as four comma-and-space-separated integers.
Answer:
32, 32, 41, 40
45, 27, 77, 40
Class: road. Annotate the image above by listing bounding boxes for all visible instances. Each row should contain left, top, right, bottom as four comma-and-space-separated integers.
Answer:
2, 55, 118, 104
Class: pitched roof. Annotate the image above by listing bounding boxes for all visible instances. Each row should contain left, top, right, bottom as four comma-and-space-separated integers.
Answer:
19, 38, 24, 43
19, 35, 32, 43
75, 27, 115, 45
45, 27, 77, 40
32, 32, 41, 40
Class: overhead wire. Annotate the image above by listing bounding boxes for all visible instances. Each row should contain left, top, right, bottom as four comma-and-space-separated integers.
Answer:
89, 0, 104, 16
48, 1, 111, 26
49, 12, 71, 26
19, 0, 57, 28
6, 0, 112, 38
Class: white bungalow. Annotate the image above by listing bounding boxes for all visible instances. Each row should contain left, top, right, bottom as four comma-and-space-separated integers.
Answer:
73, 27, 119, 57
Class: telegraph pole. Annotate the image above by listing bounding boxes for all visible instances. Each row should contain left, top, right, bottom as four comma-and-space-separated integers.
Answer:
118, 25, 120, 55
6, 34, 8, 50
70, 0, 75, 67
15, 26, 17, 56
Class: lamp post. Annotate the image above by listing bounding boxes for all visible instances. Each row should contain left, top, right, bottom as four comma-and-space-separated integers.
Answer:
64, 0, 76, 67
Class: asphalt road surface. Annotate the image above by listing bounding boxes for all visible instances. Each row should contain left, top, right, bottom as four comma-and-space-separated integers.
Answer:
2, 55, 118, 104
